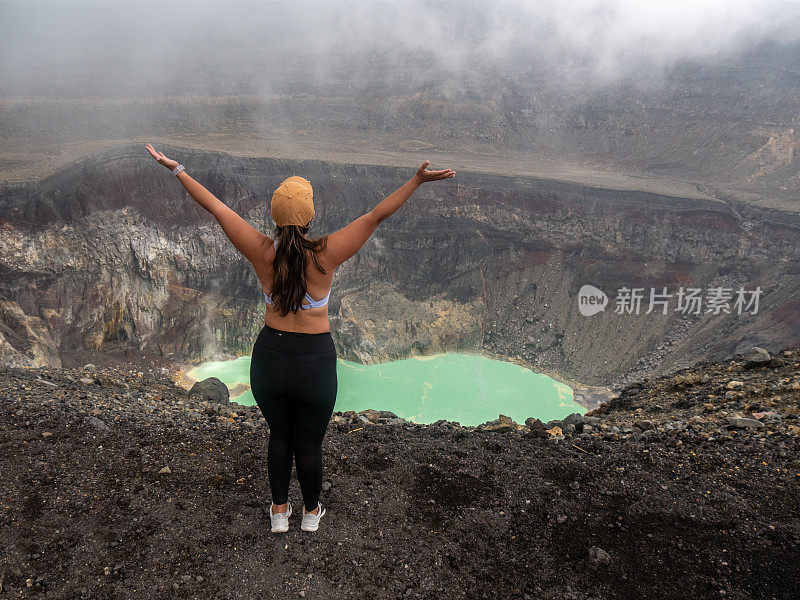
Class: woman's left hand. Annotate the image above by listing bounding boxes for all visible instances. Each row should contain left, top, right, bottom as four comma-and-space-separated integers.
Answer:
145, 143, 179, 170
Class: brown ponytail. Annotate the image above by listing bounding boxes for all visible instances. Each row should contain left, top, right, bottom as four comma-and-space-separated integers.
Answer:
270, 222, 329, 316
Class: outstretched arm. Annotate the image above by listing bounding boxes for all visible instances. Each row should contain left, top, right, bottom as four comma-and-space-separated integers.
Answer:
323, 160, 455, 268
145, 144, 270, 265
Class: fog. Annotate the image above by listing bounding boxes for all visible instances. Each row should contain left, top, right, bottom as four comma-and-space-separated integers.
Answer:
2, 0, 800, 98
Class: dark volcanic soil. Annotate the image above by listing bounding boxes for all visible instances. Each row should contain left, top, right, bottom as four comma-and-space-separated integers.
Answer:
1, 352, 799, 600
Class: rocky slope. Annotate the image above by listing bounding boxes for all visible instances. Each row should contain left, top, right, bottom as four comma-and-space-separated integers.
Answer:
1, 144, 798, 397
1, 348, 798, 599
4, 34, 800, 205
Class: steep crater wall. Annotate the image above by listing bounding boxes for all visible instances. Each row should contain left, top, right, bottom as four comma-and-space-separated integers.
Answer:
1, 144, 798, 391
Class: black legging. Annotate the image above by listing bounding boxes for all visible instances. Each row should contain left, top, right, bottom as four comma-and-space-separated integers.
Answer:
250, 323, 338, 512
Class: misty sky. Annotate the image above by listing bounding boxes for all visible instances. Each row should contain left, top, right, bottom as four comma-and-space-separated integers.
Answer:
2, 0, 800, 98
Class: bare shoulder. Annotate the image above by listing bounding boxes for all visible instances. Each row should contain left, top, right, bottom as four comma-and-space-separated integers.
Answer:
250, 236, 276, 277
315, 235, 338, 273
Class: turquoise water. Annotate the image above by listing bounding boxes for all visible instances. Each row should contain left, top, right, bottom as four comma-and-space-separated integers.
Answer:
188, 352, 582, 426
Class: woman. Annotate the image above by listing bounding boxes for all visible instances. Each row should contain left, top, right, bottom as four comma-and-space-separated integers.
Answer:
145, 143, 455, 532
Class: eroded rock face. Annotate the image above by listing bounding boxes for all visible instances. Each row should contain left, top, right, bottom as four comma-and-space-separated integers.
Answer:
0, 145, 798, 387
0, 295, 60, 368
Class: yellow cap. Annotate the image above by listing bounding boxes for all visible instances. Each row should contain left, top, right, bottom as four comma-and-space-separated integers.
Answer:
271, 176, 314, 226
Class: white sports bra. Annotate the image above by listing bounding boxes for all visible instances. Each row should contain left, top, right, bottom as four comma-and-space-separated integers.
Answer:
263, 239, 331, 309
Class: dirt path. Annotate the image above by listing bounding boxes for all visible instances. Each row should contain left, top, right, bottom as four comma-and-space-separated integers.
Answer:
0, 132, 716, 203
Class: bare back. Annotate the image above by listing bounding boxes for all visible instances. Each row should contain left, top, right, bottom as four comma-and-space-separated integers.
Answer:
256, 244, 335, 333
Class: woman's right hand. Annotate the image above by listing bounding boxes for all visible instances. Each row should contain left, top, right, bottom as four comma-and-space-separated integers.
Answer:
413, 160, 456, 184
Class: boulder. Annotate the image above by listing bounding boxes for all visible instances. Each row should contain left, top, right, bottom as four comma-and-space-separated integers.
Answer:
357, 409, 382, 423
741, 347, 771, 368
85, 416, 110, 431
188, 377, 230, 404
673, 373, 702, 387
587, 546, 611, 569
575, 546, 611, 573
726, 416, 763, 429
524, 418, 548, 438
477, 414, 517, 433
525, 417, 545, 429
752, 411, 781, 424
545, 425, 563, 437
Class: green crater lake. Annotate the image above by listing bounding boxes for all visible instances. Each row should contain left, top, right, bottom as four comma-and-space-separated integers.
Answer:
188, 352, 582, 426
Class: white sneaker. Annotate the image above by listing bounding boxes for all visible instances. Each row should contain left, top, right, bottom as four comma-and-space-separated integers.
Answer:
301, 501, 326, 532
268, 502, 292, 533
